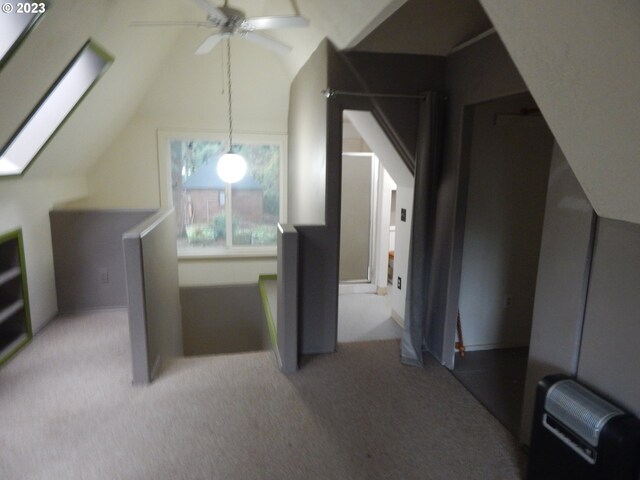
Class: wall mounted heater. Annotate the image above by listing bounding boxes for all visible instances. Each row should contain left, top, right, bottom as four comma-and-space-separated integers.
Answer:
527, 374, 640, 480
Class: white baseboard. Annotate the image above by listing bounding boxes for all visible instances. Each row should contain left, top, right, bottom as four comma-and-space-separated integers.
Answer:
391, 309, 404, 328
463, 342, 529, 352
339, 283, 377, 295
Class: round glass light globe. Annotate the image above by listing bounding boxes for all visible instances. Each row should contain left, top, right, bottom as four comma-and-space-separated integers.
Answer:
216, 153, 247, 184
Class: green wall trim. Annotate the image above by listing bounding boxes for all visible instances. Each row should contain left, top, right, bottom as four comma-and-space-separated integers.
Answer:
0, 334, 30, 368
258, 274, 277, 349
0, 228, 33, 367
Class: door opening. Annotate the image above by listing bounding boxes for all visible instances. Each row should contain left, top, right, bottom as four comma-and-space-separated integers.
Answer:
452, 93, 554, 436
337, 111, 403, 343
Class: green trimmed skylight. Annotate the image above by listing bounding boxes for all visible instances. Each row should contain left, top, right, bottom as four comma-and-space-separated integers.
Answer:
0, 39, 113, 177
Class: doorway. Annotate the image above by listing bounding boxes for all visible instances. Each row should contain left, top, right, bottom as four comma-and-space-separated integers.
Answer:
451, 93, 554, 436
337, 112, 403, 343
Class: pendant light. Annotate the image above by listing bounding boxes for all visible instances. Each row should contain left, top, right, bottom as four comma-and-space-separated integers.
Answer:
217, 38, 247, 184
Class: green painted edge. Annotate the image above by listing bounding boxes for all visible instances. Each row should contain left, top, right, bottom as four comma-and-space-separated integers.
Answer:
258, 274, 277, 349
0, 334, 30, 368
0, 37, 114, 179
0, 0, 50, 71
0, 228, 33, 368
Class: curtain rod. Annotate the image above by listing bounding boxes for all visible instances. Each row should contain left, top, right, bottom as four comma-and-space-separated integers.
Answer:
321, 88, 427, 100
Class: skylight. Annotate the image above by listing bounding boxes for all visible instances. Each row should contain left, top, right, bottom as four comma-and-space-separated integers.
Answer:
0, 39, 113, 177
0, 0, 47, 67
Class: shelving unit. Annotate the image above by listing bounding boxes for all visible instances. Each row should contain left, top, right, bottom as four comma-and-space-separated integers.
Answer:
0, 229, 32, 367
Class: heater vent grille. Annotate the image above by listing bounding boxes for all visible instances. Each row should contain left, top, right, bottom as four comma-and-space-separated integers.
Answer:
545, 379, 623, 447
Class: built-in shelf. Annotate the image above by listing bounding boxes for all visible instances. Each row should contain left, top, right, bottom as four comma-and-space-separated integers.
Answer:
0, 229, 31, 367
0, 266, 21, 288
0, 299, 24, 326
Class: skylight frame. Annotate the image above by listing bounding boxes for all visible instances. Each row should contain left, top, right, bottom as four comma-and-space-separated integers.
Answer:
0, 0, 49, 70
0, 38, 113, 178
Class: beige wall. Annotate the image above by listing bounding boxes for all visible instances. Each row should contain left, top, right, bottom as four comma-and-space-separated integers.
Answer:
0, 177, 88, 331
287, 40, 328, 225
479, 0, 640, 224
340, 155, 373, 281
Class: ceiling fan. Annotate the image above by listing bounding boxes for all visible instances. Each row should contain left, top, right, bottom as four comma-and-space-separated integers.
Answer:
131, 0, 309, 55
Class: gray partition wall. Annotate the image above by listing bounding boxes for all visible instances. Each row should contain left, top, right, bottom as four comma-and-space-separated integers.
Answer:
50, 209, 154, 312
577, 218, 640, 417
124, 209, 183, 384
519, 144, 596, 444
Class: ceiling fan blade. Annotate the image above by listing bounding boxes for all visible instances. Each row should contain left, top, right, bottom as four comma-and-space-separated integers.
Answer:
244, 15, 309, 30
243, 32, 292, 55
195, 33, 224, 55
130, 20, 209, 28
191, 0, 228, 22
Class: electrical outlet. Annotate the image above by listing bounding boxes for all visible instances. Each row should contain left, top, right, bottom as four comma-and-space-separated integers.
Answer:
504, 295, 513, 308
401, 208, 407, 222
397, 276, 402, 290
99, 268, 109, 284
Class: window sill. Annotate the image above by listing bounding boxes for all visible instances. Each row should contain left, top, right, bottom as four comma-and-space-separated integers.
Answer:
178, 246, 277, 260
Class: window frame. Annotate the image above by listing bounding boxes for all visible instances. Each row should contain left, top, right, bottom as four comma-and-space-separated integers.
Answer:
157, 129, 287, 259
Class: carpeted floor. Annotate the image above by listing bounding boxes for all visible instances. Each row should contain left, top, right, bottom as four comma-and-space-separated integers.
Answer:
0, 310, 525, 479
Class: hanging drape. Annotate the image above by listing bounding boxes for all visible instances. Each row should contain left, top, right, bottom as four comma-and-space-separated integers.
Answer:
401, 91, 446, 367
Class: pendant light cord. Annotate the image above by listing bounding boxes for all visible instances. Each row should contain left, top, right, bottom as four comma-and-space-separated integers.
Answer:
226, 38, 234, 153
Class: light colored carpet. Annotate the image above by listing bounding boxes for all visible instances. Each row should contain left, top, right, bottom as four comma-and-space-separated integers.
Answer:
0, 310, 524, 479
338, 291, 402, 343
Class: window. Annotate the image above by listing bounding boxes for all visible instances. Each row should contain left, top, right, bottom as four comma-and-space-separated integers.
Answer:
166, 134, 285, 256
0, 39, 113, 176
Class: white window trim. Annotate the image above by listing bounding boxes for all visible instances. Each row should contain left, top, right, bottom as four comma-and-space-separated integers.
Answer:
157, 129, 287, 258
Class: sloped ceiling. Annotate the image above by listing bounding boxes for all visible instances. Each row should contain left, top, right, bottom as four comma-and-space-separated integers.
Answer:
0, 0, 409, 179
478, 0, 640, 224
0, 0, 186, 177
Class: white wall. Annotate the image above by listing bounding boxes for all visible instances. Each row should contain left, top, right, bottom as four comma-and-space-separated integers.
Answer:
0, 177, 88, 332
374, 168, 395, 291
81, 29, 290, 285
458, 95, 553, 350
391, 186, 413, 321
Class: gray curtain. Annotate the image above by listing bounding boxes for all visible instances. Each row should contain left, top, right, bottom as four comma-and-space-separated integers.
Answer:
401, 91, 445, 367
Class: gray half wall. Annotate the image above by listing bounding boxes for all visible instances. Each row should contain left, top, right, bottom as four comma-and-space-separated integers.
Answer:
124, 209, 182, 384
50, 209, 155, 312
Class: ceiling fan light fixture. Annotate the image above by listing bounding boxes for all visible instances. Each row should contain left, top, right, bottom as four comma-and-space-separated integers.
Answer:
218, 37, 246, 184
